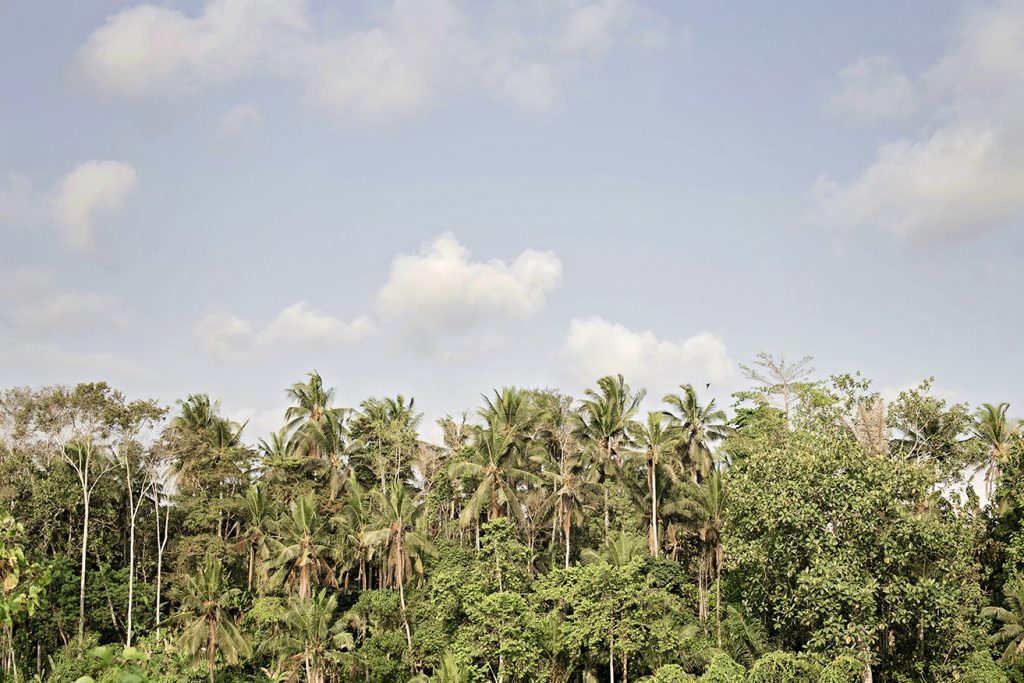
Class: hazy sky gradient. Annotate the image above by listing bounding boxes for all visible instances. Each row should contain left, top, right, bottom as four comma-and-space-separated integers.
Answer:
2, 0, 1022, 441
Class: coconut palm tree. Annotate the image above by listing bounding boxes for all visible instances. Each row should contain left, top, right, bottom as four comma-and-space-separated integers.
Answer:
627, 412, 680, 558
285, 372, 350, 498
574, 375, 644, 545
268, 493, 336, 603
974, 402, 1017, 499
663, 384, 732, 483
363, 482, 435, 662
235, 484, 274, 593
261, 589, 354, 683
666, 472, 728, 646
450, 426, 540, 527
983, 579, 1024, 662
172, 555, 251, 683
538, 449, 597, 568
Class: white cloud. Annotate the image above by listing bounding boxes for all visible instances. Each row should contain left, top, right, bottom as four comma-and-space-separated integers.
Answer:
0, 267, 116, 333
261, 303, 376, 345
827, 56, 916, 121
217, 103, 262, 139
563, 316, 735, 390
376, 232, 562, 336
811, 125, 1024, 242
195, 302, 374, 360
814, 0, 1024, 243
72, 0, 662, 121
74, 0, 309, 95
53, 161, 137, 249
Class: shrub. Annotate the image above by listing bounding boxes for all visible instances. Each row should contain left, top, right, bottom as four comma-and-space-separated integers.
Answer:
817, 655, 862, 683
701, 650, 745, 683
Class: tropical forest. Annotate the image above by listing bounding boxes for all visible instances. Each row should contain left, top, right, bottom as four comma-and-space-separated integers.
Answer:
1, 355, 1022, 683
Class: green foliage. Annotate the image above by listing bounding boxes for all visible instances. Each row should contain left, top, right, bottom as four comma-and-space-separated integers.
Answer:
745, 651, 819, 683
816, 655, 863, 683
699, 651, 744, 682
649, 663, 697, 682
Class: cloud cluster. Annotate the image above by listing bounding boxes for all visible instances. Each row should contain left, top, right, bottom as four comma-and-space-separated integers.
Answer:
73, 0, 664, 121
0, 267, 115, 332
195, 302, 375, 360
815, 0, 1024, 243
0, 161, 137, 249
826, 56, 916, 122
377, 232, 562, 332
562, 316, 735, 389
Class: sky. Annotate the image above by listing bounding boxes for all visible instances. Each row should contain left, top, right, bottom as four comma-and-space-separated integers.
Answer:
2, 0, 1023, 443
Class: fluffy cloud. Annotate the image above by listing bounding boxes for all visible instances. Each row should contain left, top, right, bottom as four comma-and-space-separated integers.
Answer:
811, 125, 1024, 242
376, 232, 562, 339
73, 0, 662, 121
563, 316, 735, 390
195, 302, 375, 360
0, 267, 115, 332
826, 56, 916, 121
53, 161, 137, 249
815, 1, 1024, 243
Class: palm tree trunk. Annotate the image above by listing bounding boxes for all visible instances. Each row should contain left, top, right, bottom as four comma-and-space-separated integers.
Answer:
207, 617, 216, 683
300, 563, 311, 603
650, 462, 659, 558
603, 483, 610, 548
715, 543, 722, 647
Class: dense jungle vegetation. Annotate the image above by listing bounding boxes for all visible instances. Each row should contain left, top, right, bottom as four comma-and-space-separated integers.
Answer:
1, 354, 1023, 682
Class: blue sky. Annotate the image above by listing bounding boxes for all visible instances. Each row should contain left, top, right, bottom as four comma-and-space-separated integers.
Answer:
2, 0, 1022, 441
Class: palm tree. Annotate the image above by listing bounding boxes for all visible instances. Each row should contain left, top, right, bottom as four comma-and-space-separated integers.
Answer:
666, 472, 728, 646
983, 579, 1024, 662
268, 493, 336, 602
538, 449, 596, 568
480, 386, 538, 443
363, 482, 435, 661
663, 384, 732, 483
450, 426, 540, 527
285, 372, 349, 498
574, 375, 644, 544
235, 484, 274, 593
974, 402, 1017, 499
353, 395, 424, 493
262, 589, 354, 683
627, 412, 680, 558
581, 531, 648, 566
172, 555, 251, 683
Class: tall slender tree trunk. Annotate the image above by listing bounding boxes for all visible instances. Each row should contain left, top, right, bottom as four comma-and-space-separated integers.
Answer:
78, 494, 90, 643
126, 501, 136, 646
397, 533, 414, 663
715, 544, 722, 647
563, 503, 571, 568
649, 462, 659, 558
608, 629, 615, 683
154, 494, 168, 641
